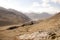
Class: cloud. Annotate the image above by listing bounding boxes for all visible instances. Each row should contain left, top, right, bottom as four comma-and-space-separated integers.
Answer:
27, 0, 60, 14
0, 0, 60, 14
42, 0, 49, 3
51, 0, 60, 4
41, 0, 51, 7
32, 2, 40, 7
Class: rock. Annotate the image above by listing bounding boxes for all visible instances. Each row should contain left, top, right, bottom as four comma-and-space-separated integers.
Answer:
17, 31, 50, 40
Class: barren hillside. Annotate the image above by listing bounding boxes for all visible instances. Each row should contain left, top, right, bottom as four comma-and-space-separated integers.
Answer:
0, 7, 30, 26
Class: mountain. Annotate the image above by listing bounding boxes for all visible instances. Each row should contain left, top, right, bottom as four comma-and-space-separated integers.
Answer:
0, 7, 30, 26
25, 12, 52, 20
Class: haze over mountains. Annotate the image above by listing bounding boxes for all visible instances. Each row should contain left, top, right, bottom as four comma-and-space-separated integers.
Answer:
0, 7, 30, 26
25, 12, 52, 20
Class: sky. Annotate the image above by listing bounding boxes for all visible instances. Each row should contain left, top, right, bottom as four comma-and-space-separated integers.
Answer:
0, 0, 60, 14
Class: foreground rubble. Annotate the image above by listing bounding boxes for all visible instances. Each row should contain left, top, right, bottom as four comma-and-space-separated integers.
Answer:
16, 30, 60, 40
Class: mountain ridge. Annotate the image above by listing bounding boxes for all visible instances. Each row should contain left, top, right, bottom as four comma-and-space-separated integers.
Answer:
25, 12, 52, 20
0, 7, 30, 26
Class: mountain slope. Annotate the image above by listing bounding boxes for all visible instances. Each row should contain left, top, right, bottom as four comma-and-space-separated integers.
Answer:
29, 12, 60, 32
0, 7, 30, 26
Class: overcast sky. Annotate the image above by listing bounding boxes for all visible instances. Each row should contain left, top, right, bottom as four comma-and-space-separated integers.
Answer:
0, 0, 60, 14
